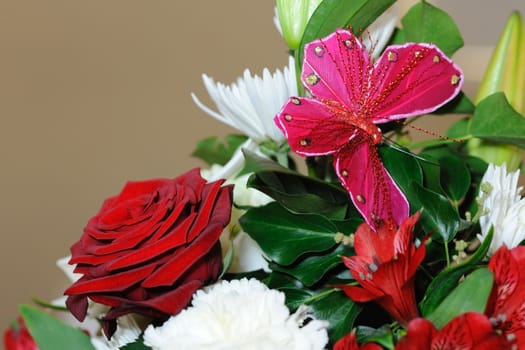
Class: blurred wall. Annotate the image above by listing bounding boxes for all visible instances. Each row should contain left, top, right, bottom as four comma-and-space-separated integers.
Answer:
1, 0, 524, 338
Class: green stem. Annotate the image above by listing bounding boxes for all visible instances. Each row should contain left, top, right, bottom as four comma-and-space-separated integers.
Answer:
303, 288, 340, 305
444, 240, 451, 267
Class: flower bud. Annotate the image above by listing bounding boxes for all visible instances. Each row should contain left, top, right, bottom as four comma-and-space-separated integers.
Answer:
276, 0, 322, 50
467, 11, 525, 170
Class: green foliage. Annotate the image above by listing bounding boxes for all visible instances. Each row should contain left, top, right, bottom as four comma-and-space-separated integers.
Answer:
191, 134, 248, 166
239, 202, 339, 266
420, 228, 493, 316
401, 2, 464, 56
20, 305, 95, 350
426, 268, 494, 329
244, 151, 350, 219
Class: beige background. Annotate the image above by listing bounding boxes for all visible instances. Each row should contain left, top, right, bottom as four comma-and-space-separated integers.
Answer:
1, 0, 524, 338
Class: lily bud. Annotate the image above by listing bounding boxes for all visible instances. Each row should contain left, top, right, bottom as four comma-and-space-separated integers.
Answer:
276, 0, 322, 50
467, 11, 525, 170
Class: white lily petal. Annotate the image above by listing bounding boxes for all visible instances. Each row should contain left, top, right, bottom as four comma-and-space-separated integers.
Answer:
366, 3, 399, 58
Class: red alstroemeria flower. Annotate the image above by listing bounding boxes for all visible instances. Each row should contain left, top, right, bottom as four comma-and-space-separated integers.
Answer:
341, 212, 424, 325
486, 245, 525, 347
3, 317, 38, 350
395, 313, 511, 349
334, 332, 382, 350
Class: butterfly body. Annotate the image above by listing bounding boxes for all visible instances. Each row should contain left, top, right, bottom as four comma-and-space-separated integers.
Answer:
275, 29, 463, 228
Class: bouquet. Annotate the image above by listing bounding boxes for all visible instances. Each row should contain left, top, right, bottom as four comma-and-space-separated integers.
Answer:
5, 1, 525, 349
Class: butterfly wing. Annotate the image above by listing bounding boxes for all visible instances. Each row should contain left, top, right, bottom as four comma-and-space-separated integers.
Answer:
334, 134, 409, 228
274, 97, 358, 156
302, 29, 370, 112
368, 43, 463, 123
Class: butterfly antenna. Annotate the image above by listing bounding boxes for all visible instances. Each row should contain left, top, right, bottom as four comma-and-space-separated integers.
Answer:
396, 120, 464, 144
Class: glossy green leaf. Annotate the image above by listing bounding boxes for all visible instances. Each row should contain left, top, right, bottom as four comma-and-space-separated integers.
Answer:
401, 2, 464, 56
380, 145, 423, 205
469, 92, 525, 148
271, 244, 350, 287
244, 151, 350, 219
20, 305, 95, 350
439, 155, 471, 203
281, 287, 316, 310
298, 0, 395, 65
409, 182, 460, 241
420, 228, 493, 316
239, 202, 338, 265
121, 339, 151, 350
309, 290, 362, 344
191, 134, 248, 166
426, 268, 494, 329
356, 325, 394, 349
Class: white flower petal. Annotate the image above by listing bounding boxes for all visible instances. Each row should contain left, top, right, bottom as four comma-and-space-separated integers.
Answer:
143, 279, 329, 350
192, 57, 297, 143
477, 163, 525, 254
366, 3, 399, 59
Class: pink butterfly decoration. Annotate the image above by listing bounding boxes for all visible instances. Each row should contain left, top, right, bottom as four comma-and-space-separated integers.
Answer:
274, 29, 463, 228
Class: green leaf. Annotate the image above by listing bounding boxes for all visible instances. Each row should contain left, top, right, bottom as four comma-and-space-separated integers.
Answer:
309, 290, 362, 344
420, 228, 493, 317
121, 339, 152, 350
271, 244, 350, 287
380, 145, 423, 204
244, 151, 350, 219
409, 182, 460, 241
356, 325, 394, 349
191, 134, 248, 166
298, 0, 395, 65
281, 287, 316, 310
446, 118, 471, 139
401, 2, 464, 56
239, 202, 338, 265
469, 92, 525, 148
439, 155, 471, 203
20, 305, 95, 350
426, 268, 494, 329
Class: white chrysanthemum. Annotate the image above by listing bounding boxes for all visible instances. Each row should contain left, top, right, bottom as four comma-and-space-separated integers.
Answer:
201, 152, 272, 273
143, 278, 329, 350
56, 256, 142, 350
191, 56, 297, 143
477, 163, 525, 254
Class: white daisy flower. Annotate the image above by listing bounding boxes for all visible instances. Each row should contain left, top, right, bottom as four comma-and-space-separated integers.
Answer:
477, 163, 525, 254
143, 278, 329, 350
191, 56, 297, 144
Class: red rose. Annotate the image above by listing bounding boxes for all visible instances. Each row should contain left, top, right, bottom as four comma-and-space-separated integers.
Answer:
3, 317, 38, 350
64, 168, 233, 337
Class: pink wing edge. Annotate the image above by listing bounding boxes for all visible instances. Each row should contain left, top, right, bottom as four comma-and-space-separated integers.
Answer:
371, 42, 465, 124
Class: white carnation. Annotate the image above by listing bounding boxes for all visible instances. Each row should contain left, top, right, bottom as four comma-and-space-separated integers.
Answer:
477, 163, 525, 254
143, 278, 329, 350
